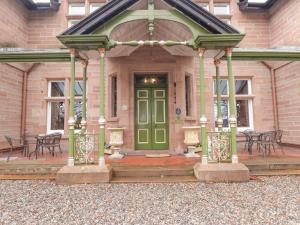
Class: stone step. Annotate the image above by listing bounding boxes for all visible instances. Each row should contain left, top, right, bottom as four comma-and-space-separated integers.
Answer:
250, 169, 300, 176
0, 174, 56, 180
0, 166, 62, 175
112, 166, 194, 178
246, 163, 300, 171
111, 175, 198, 183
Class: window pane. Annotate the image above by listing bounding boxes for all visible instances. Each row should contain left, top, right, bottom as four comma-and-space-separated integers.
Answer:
237, 100, 250, 127
50, 81, 64, 97
214, 79, 228, 95
75, 80, 83, 96
69, 4, 85, 15
111, 76, 117, 117
214, 100, 229, 127
68, 20, 80, 28
214, 4, 230, 15
199, 3, 209, 10
185, 76, 192, 116
74, 101, 82, 130
235, 80, 249, 95
50, 102, 64, 130
90, 3, 104, 13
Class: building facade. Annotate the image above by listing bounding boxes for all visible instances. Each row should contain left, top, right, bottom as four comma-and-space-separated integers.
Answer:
0, 0, 299, 160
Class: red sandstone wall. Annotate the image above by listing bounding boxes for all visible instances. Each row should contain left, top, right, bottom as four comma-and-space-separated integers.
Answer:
0, 1, 29, 148
0, 64, 23, 148
276, 62, 300, 145
0, 0, 28, 47
269, 0, 300, 145
269, 0, 300, 47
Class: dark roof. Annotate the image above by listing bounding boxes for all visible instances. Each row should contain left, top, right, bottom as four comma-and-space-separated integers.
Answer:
237, 0, 278, 11
21, 0, 60, 10
61, 0, 240, 36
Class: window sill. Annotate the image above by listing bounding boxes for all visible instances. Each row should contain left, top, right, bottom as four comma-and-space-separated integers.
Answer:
66, 15, 85, 20
184, 116, 197, 122
107, 117, 119, 122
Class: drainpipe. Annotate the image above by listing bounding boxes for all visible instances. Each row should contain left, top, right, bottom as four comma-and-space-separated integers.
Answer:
261, 62, 279, 131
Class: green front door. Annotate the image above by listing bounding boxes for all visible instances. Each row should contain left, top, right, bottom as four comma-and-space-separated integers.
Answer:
135, 87, 169, 150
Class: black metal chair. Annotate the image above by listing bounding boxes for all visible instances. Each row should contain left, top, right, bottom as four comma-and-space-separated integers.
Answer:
43, 133, 63, 157
4, 136, 28, 162
256, 131, 276, 157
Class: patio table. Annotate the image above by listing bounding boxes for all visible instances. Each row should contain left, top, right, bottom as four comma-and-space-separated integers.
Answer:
28, 134, 47, 159
246, 131, 264, 155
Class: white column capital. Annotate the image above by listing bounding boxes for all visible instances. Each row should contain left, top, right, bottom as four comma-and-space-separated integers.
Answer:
198, 48, 206, 57
214, 59, 221, 66
98, 48, 106, 58
226, 48, 233, 57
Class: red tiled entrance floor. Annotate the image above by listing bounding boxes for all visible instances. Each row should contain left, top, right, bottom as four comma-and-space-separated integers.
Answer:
1, 147, 300, 167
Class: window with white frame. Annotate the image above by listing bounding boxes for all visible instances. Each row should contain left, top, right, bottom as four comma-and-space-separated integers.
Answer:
68, 20, 80, 28
68, 3, 85, 15
47, 81, 65, 133
47, 80, 84, 134
213, 79, 254, 131
214, 3, 230, 15
90, 3, 104, 13
199, 3, 209, 11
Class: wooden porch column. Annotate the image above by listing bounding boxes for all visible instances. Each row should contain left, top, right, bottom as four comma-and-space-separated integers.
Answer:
226, 48, 238, 163
81, 60, 88, 133
98, 48, 106, 167
68, 49, 76, 167
198, 48, 208, 165
215, 59, 223, 131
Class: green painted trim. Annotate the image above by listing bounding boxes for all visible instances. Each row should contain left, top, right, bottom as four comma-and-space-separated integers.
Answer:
98, 53, 105, 158
81, 64, 87, 133
0, 50, 78, 62
215, 63, 222, 131
222, 49, 300, 61
57, 35, 110, 50
68, 54, 76, 159
226, 53, 238, 159
199, 51, 208, 157
195, 34, 245, 49
93, 10, 209, 40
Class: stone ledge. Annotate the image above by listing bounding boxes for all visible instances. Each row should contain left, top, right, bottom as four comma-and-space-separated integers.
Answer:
194, 163, 250, 183
56, 165, 112, 185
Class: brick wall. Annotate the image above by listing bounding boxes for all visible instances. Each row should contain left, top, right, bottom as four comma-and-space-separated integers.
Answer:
0, 64, 23, 148
0, 0, 29, 149
276, 62, 300, 145
0, 0, 28, 47
269, 0, 300, 47
269, 0, 300, 145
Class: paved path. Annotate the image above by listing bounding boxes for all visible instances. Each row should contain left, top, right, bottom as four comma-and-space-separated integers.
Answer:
0, 176, 299, 225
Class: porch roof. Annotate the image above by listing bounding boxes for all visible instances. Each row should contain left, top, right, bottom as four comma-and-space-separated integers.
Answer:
221, 47, 300, 61
0, 48, 80, 62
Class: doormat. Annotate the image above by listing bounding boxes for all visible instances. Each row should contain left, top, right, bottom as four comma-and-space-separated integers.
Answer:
145, 154, 171, 158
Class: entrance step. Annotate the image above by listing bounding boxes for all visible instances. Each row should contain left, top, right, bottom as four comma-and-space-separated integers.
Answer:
111, 165, 195, 183
111, 176, 197, 183
250, 169, 300, 176
112, 165, 194, 178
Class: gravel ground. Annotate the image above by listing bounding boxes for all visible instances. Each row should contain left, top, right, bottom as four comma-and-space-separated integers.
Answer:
0, 176, 299, 225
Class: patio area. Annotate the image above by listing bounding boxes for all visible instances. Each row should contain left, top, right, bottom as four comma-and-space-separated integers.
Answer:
1, 145, 300, 181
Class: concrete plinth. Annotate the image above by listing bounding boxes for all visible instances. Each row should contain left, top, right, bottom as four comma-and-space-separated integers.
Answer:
194, 163, 250, 183
56, 165, 112, 185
